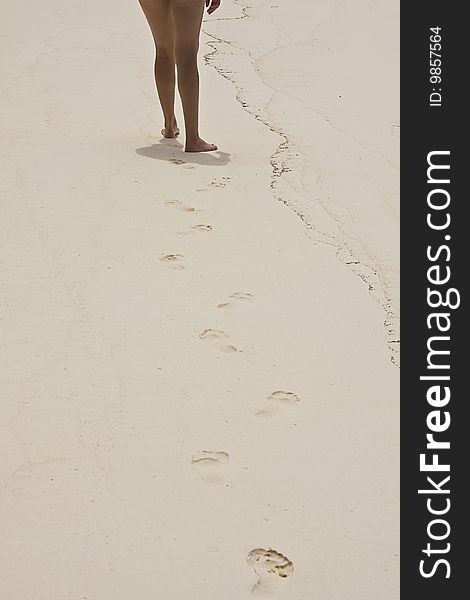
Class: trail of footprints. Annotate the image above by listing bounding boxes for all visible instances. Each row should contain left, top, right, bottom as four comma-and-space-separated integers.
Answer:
198, 292, 256, 353
163, 177, 296, 594
162, 177, 230, 260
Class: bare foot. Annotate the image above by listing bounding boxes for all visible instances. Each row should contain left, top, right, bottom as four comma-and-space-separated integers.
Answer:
185, 137, 218, 152
161, 120, 180, 138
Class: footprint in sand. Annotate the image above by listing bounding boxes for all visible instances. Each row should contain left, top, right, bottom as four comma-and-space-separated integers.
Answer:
247, 548, 294, 596
160, 253, 185, 270
217, 291, 254, 310
198, 328, 238, 353
209, 176, 231, 188
191, 224, 213, 232
177, 223, 213, 237
191, 450, 229, 484
255, 391, 301, 419
169, 156, 185, 165
196, 176, 231, 192
164, 199, 197, 213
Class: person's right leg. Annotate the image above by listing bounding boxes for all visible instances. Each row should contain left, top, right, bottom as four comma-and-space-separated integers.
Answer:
139, 0, 179, 138
171, 0, 217, 151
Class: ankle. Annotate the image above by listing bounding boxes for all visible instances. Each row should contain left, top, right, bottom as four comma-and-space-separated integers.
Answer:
165, 117, 177, 129
185, 133, 200, 143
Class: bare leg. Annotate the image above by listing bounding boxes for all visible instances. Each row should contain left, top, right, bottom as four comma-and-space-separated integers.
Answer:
172, 0, 217, 151
139, 0, 180, 138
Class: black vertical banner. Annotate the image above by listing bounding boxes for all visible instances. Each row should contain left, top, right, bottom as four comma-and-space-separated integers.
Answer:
401, 2, 467, 598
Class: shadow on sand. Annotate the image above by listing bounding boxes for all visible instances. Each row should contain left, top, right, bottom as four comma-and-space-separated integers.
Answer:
136, 138, 231, 167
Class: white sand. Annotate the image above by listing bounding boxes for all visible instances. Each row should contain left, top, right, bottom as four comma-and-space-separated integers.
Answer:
1, 1, 399, 598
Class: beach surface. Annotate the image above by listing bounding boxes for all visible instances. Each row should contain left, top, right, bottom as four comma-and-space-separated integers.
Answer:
1, 1, 399, 598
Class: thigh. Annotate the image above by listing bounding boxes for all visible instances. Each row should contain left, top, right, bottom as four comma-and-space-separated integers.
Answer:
171, 0, 205, 53
139, 0, 174, 50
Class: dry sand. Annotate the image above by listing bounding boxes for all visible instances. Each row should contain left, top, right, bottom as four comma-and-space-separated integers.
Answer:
1, 1, 399, 598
